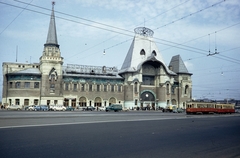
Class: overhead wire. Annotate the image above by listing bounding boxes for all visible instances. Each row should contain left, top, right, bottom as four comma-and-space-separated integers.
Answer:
0, 0, 33, 35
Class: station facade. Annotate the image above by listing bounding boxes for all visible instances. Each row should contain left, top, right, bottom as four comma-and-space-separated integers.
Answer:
2, 5, 192, 109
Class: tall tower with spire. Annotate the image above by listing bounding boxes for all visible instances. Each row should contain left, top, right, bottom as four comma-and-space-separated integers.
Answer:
39, 2, 64, 105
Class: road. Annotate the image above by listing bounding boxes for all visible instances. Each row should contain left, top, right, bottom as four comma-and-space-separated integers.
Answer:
0, 110, 240, 158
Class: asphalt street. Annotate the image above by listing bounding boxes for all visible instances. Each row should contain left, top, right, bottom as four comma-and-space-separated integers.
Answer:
0, 111, 240, 158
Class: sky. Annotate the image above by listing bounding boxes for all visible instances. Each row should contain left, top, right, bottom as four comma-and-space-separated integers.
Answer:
0, 0, 240, 101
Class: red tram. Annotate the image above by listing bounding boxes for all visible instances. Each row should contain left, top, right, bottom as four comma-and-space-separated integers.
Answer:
186, 102, 235, 114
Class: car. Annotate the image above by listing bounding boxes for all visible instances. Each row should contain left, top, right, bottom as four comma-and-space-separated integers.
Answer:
66, 106, 75, 111
98, 107, 105, 111
106, 104, 122, 112
173, 108, 184, 113
25, 105, 34, 111
83, 106, 95, 111
33, 105, 41, 111
7, 105, 22, 111
40, 105, 49, 111
52, 105, 66, 111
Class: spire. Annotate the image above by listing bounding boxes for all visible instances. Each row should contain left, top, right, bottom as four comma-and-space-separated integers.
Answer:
45, 1, 59, 48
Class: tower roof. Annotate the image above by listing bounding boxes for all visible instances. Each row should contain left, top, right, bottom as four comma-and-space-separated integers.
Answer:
169, 55, 192, 75
119, 27, 175, 75
45, 2, 59, 48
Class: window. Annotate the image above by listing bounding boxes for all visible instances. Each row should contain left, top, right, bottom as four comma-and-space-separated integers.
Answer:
65, 83, 69, 90
118, 85, 121, 92
24, 99, 29, 105
142, 76, 154, 85
9, 82, 13, 88
81, 84, 85, 91
15, 82, 20, 88
25, 82, 30, 88
166, 84, 170, 94
152, 50, 157, 56
73, 84, 77, 91
111, 85, 114, 92
34, 99, 38, 105
104, 85, 107, 92
15, 99, 20, 105
54, 100, 58, 105
34, 82, 39, 88
171, 87, 175, 94
89, 84, 92, 91
50, 84, 55, 93
134, 82, 138, 93
135, 99, 137, 105
97, 85, 100, 91
140, 49, 145, 55
185, 85, 189, 94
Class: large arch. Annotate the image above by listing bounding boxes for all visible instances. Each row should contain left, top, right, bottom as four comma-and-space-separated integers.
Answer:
109, 97, 116, 105
94, 97, 102, 107
140, 90, 156, 110
79, 96, 87, 107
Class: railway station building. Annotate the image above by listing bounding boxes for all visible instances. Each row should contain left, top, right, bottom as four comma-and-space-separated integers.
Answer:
2, 4, 192, 110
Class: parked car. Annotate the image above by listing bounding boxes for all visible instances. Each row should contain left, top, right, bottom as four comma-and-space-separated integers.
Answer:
106, 104, 122, 112
52, 105, 66, 111
7, 105, 22, 111
83, 106, 95, 111
40, 105, 49, 111
173, 108, 184, 113
33, 105, 41, 111
25, 105, 34, 111
98, 107, 105, 111
66, 106, 75, 111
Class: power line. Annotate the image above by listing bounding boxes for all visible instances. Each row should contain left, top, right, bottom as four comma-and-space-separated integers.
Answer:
0, 0, 33, 35
154, 0, 226, 30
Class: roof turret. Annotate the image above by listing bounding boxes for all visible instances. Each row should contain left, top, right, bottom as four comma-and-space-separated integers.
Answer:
119, 27, 175, 75
169, 55, 192, 75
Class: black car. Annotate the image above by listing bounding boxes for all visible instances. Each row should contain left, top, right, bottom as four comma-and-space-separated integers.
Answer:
84, 106, 96, 111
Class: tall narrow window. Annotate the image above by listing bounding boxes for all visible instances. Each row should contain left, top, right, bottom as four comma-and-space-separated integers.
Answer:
89, 84, 92, 91
134, 82, 138, 93
9, 82, 13, 88
111, 85, 114, 92
15, 99, 20, 105
97, 85, 100, 91
185, 85, 189, 94
73, 84, 77, 91
81, 84, 85, 91
166, 84, 170, 94
65, 83, 69, 90
118, 85, 121, 92
104, 85, 107, 92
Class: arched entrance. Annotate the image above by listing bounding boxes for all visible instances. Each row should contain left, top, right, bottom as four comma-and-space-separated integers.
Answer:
140, 91, 155, 110
94, 97, 102, 107
79, 97, 87, 107
109, 97, 116, 106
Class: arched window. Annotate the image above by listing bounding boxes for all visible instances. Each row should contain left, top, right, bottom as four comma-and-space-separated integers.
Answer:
185, 85, 189, 94
152, 50, 157, 56
140, 49, 146, 55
